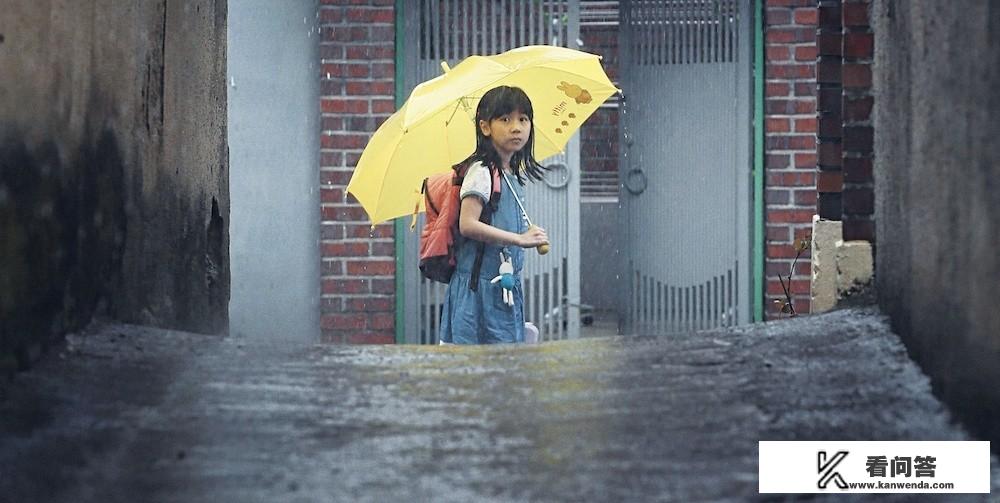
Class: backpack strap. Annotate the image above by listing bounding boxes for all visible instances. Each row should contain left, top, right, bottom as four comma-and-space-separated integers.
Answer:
468, 167, 502, 292
412, 178, 431, 231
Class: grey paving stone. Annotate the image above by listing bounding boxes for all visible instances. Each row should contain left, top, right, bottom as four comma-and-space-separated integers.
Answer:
0, 307, 996, 502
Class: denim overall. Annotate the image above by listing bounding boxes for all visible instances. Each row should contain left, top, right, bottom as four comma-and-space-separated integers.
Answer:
438, 171, 527, 344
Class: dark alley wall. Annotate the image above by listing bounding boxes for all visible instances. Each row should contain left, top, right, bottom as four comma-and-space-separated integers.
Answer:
873, 0, 1000, 444
0, 0, 229, 369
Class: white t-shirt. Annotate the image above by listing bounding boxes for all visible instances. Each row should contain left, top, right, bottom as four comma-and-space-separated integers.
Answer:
459, 161, 492, 204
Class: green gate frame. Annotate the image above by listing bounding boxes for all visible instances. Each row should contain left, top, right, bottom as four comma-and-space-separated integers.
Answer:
394, 0, 406, 344
752, 0, 764, 322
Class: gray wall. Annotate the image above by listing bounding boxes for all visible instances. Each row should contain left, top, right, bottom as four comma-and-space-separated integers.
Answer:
227, 0, 320, 342
1, 0, 229, 366
581, 201, 620, 311
873, 0, 1000, 444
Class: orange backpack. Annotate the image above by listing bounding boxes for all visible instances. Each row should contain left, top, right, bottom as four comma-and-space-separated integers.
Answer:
418, 161, 501, 290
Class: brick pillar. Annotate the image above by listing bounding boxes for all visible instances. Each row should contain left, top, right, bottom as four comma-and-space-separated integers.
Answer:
841, 0, 874, 242
816, 0, 843, 219
318, 0, 397, 344
764, 0, 819, 317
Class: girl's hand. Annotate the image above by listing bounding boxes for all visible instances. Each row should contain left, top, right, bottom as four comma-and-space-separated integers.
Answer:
518, 226, 548, 248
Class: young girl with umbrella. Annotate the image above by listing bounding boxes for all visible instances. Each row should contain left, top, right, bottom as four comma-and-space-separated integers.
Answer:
438, 86, 549, 345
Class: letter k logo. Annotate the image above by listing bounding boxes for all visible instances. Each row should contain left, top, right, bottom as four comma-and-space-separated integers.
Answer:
817, 451, 849, 489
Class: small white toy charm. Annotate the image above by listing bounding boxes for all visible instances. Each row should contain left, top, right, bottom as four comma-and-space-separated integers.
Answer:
490, 252, 515, 307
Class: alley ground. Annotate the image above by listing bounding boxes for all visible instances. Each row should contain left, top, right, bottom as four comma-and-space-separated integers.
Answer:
1, 307, 997, 502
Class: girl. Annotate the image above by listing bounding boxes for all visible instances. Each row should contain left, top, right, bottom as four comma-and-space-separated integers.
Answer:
438, 86, 549, 345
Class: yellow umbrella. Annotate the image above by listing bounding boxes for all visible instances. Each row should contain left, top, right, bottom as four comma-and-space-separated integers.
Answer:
344, 102, 452, 226
347, 45, 619, 225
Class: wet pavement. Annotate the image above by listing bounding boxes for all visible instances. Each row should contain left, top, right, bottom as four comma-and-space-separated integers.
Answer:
1, 307, 996, 502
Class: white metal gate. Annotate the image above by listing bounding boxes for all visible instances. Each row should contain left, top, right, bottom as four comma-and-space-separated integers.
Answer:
618, 0, 753, 334
400, 0, 583, 343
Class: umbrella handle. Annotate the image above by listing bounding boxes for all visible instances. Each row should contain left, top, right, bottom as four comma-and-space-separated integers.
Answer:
533, 225, 551, 255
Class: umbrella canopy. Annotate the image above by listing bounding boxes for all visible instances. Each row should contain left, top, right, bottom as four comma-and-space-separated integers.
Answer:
347, 45, 619, 225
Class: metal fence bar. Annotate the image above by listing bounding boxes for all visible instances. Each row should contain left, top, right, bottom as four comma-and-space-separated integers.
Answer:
528, 0, 535, 45
711, 0, 718, 63
657, 280, 664, 333
735, 260, 740, 325
519, 0, 526, 48
711, 275, 717, 328
555, 265, 563, 339
533, 275, 541, 336
727, 268, 733, 327
734, 0, 740, 60
702, 0, 708, 64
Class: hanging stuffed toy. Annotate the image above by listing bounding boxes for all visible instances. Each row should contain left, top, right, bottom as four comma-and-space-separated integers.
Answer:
490, 252, 515, 307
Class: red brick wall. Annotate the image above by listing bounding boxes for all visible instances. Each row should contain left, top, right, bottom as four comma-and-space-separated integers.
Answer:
840, 0, 874, 242
579, 25, 619, 180
318, 0, 396, 344
816, 0, 843, 221
764, 0, 819, 317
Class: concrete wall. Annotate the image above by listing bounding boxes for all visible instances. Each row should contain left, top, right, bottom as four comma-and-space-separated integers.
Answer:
0, 0, 229, 367
228, 0, 320, 343
873, 0, 1000, 444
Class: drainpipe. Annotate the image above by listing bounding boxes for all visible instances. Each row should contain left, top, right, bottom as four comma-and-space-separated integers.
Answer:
394, 0, 405, 343
753, 0, 765, 322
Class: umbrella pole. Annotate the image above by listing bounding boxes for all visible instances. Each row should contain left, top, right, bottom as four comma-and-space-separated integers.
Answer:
501, 171, 532, 226
502, 171, 550, 255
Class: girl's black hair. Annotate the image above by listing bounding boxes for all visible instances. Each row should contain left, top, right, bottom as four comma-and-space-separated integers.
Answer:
462, 86, 547, 185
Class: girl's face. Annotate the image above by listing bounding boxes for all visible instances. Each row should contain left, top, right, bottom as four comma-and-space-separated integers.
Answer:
479, 109, 532, 158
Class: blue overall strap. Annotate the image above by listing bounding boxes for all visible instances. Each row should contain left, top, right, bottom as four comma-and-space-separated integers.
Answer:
468, 167, 502, 292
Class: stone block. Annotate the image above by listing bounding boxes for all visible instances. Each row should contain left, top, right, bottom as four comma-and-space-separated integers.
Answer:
836, 239, 874, 296
810, 215, 843, 313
